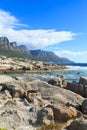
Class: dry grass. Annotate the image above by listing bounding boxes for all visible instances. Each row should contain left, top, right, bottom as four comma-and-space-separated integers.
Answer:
37, 122, 64, 130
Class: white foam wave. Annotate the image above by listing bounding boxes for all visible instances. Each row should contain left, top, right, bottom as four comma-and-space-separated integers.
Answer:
66, 66, 87, 70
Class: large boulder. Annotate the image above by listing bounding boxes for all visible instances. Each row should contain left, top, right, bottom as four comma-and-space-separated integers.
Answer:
66, 80, 87, 98
48, 76, 67, 88
66, 118, 87, 130
31, 61, 44, 70
0, 79, 33, 100
81, 99, 87, 114
48, 77, 62, 87
46, 104, 77, 123
37, 107, 54, 125
79, 76, 87, 85
22, 64, 33, 70
66, 82, 84, 96
30, 79, 84, 109
35, 61, 44, 70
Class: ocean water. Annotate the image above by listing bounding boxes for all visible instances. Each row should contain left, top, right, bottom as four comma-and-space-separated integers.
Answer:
10, 63, 87, 83
62, 65, 87, 82
22, 63, 87, 83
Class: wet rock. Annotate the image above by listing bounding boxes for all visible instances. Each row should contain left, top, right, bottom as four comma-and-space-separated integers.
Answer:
79, 76, 87, 85
48, 77, 67, 87
81, 99, 87, 114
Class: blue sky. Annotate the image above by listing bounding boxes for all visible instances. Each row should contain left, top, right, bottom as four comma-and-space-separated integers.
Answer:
0, 0, 87, 62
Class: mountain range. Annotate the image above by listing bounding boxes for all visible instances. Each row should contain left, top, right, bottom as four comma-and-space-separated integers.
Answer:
0, 37, 73, 63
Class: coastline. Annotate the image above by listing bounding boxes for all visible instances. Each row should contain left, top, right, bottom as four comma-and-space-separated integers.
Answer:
1, 58, 87, 130
0, 57, 68, 74
0, 68, 68, 74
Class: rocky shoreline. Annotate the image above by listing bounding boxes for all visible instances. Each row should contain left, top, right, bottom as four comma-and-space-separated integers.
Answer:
0, 56, 67, 74
0, 74, 87, 130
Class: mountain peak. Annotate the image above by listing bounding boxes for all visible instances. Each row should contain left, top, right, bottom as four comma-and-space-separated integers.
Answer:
0, 37, 9, 45
18, 45, 30, 54
10, 42, 17, 47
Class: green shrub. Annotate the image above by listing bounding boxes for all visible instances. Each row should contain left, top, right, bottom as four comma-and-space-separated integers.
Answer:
0, 128, 7, 130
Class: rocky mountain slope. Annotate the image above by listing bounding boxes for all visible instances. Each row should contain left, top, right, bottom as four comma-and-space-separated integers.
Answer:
0, 37, 73, 63
30, 49, 72, 63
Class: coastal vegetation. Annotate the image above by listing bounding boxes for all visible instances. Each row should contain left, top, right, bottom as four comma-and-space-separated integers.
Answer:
38, 122, 64, 130
0, 128, 7, 130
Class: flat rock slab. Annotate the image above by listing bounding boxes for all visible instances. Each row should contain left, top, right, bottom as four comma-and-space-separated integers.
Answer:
0, 75, 14, 83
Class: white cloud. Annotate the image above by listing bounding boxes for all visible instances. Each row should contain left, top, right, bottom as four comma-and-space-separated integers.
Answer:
55, 50, 87, 57
0, 10, 26, 28
0, 10, 78, 49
